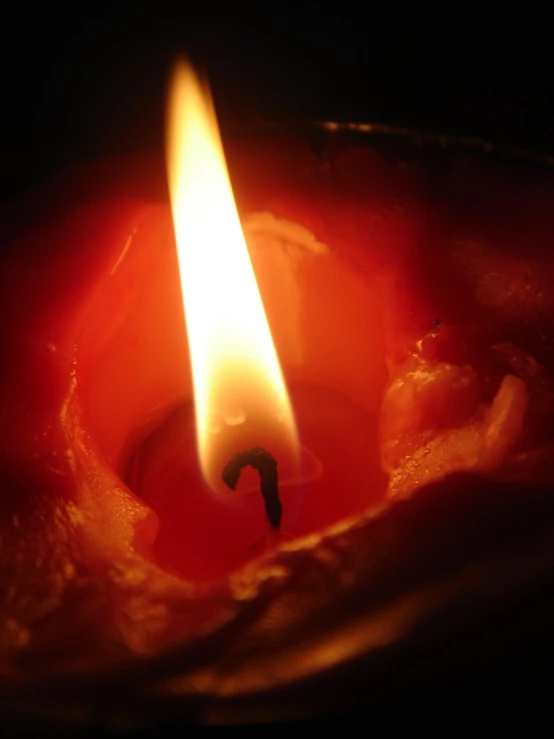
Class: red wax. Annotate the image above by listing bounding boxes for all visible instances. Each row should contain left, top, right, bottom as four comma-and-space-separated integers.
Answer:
127, 382, 386, 582
2, 131, 554, 696
74, 199, 389, 581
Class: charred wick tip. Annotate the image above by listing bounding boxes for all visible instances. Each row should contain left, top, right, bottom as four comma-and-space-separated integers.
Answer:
222, 447, 282, 530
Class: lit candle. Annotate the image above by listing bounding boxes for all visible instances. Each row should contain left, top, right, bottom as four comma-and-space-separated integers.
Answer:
1, 62, 554, 724
101, 62, 386, 582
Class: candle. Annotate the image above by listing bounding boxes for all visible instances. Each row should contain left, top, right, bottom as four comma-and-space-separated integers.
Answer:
1, 63, 554, 724
99, 63, 388, 583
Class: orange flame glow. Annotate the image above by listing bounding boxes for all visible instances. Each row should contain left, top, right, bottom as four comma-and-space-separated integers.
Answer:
166, 61, 299, 495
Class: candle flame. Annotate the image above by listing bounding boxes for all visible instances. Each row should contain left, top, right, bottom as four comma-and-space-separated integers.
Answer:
166, 61, 299, 495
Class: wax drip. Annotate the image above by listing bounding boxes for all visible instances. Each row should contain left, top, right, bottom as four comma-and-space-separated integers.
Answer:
222, 447, 282, 529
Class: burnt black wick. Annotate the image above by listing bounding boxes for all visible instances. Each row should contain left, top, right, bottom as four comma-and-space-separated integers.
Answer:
222, 447, 282, 530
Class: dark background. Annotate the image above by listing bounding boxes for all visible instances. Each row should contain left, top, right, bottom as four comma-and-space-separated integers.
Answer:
3, 4, 554, 201
2, 2, 554, 727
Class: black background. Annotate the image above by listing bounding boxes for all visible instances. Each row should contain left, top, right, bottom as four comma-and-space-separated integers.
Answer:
3, 3, 554, 201
2, 1, 554, 728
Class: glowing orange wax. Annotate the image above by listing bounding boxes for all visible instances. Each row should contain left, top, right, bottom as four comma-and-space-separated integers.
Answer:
79, 60, 387, 582
77, 191, 389, 582
3, 94, 554, 713
125, 382, 385, 582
